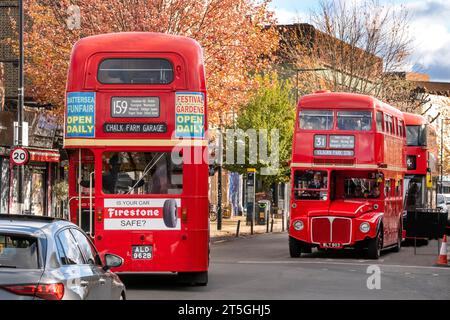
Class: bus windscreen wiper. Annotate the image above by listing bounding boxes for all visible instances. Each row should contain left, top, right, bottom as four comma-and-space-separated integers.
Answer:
0, 264, 17, 268
127, 153, 165, 194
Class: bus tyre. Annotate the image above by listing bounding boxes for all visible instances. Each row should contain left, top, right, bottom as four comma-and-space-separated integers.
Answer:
289, 236, 302, 258
179, 271, 208, 286
163, 199, 178, 228
368, 227, 383, 260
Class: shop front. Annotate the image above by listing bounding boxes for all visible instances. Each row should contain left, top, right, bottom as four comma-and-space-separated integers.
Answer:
0, 107, 63, 216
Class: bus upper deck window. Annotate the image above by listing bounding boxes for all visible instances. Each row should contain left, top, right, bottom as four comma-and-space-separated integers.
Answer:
376, 111, 383, 132
299, 110, 333, 130
337, 111, 372, 131
98, 58, 174, 84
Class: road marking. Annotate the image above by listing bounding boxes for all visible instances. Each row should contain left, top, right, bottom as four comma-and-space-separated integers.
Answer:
235, 260, 450, 271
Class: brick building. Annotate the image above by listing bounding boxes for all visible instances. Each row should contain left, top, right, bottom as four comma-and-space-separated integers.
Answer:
0, 0, 64, 217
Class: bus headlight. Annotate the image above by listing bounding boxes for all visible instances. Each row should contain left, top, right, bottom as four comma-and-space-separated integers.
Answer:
293, 220, 304, 231
359, 222, 370, 233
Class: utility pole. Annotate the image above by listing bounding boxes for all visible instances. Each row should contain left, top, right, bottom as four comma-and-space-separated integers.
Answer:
16, 0, 25, 212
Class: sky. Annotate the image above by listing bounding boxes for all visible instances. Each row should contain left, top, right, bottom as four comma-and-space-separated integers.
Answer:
269, 0, 450, 82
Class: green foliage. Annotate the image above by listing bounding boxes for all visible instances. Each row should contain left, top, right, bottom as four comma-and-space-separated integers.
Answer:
223, 73, 295, 190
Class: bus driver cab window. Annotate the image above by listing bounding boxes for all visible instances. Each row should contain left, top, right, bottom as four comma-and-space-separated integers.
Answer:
294, 170, 328, 200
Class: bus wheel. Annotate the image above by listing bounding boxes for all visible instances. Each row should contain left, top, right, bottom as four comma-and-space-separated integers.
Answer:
368, 227, 383, 259
393, 221, 402, 252
289, 236, 302, 258
179, 271, 208, 286
163, 199, 178, 228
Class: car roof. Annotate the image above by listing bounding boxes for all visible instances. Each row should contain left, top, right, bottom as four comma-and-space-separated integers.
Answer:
0, 214, 74, 236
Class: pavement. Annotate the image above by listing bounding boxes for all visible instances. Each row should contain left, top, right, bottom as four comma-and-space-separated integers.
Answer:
122, 232, 450, 300
209, 215, 285, 240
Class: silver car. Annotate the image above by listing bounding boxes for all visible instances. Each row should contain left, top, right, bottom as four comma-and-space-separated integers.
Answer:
0, 214, 125, 300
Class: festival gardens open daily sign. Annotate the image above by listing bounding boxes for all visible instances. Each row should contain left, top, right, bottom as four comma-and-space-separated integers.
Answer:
175, 92, 205, 138
66, 92, 96, 138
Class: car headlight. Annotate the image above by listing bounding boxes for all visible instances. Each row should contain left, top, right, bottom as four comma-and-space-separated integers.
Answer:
359, 222, 370, 233
293, 220, 304, 231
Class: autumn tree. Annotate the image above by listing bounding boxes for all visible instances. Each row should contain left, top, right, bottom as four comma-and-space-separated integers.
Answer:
15, 0, 278, 125
223, 73, 295, 190
277, 0, 429, 113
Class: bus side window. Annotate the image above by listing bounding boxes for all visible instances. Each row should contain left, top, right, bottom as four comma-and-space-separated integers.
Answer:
384, 180, 391, 198
393, 117, 398, 136
396, 180, 402, 197
376, 111, 383, 132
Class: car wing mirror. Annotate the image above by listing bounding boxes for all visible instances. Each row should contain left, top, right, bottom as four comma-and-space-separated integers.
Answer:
103, 253, 124, 271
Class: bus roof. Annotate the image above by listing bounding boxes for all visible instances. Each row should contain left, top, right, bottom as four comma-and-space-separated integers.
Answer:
298, 92, 403, 118
70, 32, 202, 59
403, 112, 427, 126
67, 32, 205, 91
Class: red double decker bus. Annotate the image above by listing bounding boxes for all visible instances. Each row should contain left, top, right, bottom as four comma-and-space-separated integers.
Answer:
64, 32, 209, 284
402, 112, 439, 240
289, 92, 406, 259
403, 112, 438, 210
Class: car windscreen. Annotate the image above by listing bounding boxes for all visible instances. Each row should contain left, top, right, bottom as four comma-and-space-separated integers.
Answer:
0, 234, 39, 269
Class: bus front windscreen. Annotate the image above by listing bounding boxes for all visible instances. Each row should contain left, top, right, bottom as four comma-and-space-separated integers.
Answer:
299, 110, 333, 130
344, 178, 380, 199
337, 111, 372, 131
406, 125, 427, 146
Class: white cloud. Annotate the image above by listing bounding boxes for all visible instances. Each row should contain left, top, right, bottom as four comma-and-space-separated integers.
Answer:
270, 0, 450, 81
270, 7, 309, 25
403, 0, 450, 81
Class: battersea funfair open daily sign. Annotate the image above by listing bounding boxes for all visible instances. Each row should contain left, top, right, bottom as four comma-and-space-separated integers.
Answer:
66, 92, 96, 138
175, 92, 205, 138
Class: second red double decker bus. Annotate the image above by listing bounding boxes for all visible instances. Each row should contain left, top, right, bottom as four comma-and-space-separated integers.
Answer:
64, 32, 209, 284
289, 92, 406, 259
403, 112, 438, 211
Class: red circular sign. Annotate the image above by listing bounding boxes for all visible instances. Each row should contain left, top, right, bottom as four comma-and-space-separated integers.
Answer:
10, 147, 30, 166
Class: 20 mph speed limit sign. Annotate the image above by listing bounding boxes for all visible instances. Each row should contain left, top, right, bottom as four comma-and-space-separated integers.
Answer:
10, 147, 30, 166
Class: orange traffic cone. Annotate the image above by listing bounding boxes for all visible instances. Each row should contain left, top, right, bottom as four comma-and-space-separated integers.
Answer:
436, 235, 448, 266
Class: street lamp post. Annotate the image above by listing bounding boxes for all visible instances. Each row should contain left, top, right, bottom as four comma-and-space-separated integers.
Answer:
16, 0, 25, 212
217, 128, 222, 231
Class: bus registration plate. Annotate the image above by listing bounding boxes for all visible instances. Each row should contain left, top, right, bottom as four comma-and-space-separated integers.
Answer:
132, 245, 153, 260
320, 243, 343, 249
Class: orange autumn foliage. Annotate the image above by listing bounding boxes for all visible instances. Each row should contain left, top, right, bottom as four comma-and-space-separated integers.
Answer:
20, 0, 278, 125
